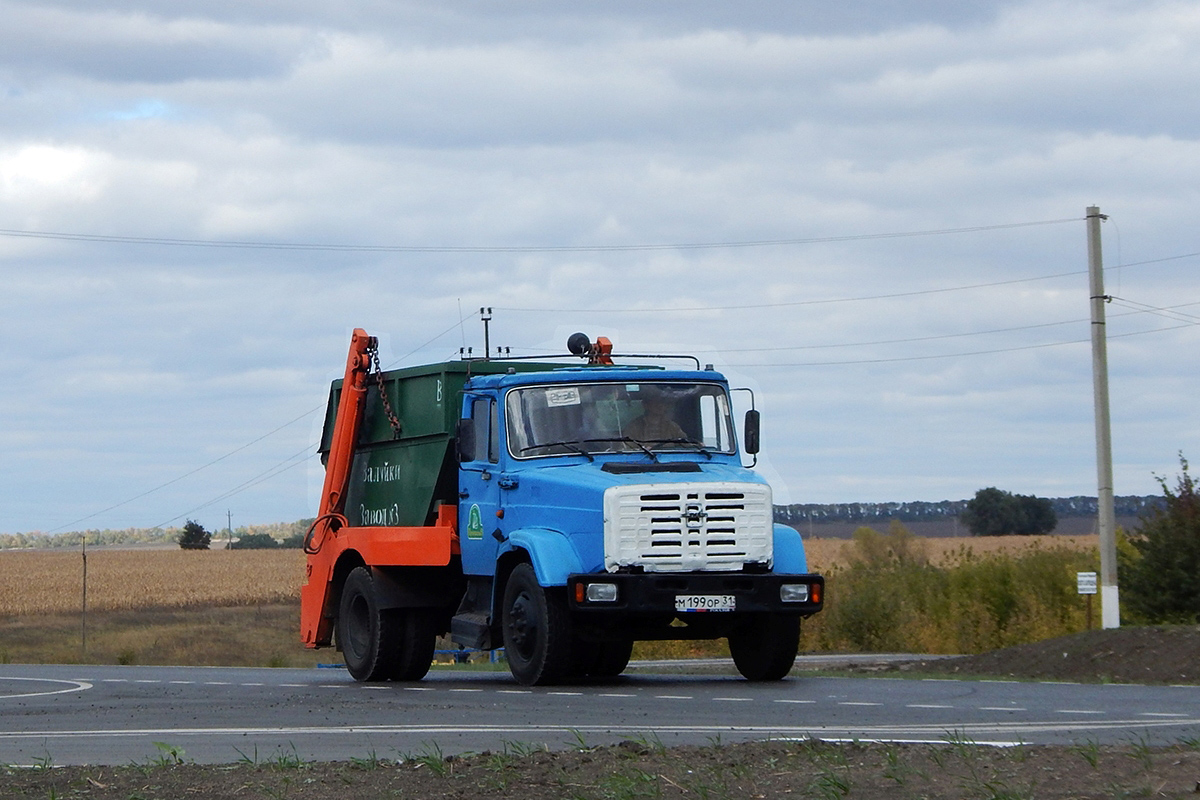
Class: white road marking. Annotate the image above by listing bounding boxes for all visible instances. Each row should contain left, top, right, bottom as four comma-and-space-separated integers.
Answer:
907, 704, 953, 709
0, 678, 93, 700
655, 695, 693, 700
979, 707, 1026, 712
1140, 712, 1188, 717
1055, 710, 1104, 715
4, 718, 1198, 744
713, 697, 753, 702
774, 699, 816, 705
838, 702, 882, 707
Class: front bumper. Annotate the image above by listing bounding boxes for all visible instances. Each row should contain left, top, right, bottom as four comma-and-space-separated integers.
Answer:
567, 571, 824, 616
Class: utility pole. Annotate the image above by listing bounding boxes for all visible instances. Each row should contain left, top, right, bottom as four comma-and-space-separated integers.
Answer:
1087, 205, 1120, 629
227, 509, 233, 550
81, 532, 88, 657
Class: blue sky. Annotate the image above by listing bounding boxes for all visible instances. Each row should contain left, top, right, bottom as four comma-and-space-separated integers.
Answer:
1, 0, 1197, 534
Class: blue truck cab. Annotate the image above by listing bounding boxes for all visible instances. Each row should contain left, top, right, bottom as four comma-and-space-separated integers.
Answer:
450, 361, 823, 684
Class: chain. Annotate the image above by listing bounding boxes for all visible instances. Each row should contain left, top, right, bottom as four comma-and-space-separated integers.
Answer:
368, 343, 403, 439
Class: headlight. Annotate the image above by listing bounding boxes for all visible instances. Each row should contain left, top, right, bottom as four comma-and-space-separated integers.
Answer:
780, 583, 809, 603
585, 583, 619, 602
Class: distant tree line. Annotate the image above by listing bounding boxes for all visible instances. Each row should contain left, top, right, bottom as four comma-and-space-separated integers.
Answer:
0, 519, 316, 550
775, 495, 1162, 528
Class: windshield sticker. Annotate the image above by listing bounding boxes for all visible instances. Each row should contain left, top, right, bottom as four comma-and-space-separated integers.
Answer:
545, 387, 581, 407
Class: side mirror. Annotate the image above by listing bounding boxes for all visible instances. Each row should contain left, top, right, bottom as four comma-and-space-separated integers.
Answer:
743, 409, 760, 455
456, 418, 476, 462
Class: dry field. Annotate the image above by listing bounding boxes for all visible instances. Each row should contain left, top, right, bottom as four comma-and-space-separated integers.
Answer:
802, 532, 1099, 572
0, 548, 305, 617
0, 535, 1099, 618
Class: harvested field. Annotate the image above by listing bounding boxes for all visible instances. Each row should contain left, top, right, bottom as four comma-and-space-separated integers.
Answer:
801, 532, 1098, 571
0, 549, 304, 616
0, 535, 1098, 617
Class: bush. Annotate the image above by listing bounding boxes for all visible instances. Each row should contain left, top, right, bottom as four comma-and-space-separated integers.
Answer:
1120, 454, 1200, 624
802, 522, 1096, 654
177, 520, 211, 550
228, 533, 280, 550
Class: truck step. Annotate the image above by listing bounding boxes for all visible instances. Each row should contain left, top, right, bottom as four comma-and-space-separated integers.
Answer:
450, 612, 492, 650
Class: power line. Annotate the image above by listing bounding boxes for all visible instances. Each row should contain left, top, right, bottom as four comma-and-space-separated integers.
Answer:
151, 446, 317, 530
495, 269, 1088, 314
723, 321, 1197, 367
47, 406, 318, 534
689, 301, 1200, 354
0, 217, 1079, 254
497, 249, 1200, 315
1107, 296, 1200, 325
48, 315, 479, 535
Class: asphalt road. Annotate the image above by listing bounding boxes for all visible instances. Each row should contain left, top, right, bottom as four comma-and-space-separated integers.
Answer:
2, 663, 1199, 766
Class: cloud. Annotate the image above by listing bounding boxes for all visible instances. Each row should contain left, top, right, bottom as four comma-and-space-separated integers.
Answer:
0, 0, 1197, 533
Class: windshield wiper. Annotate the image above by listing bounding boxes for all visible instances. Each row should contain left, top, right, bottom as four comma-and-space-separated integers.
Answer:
581, 437, 658, 462
645, 438, 713, 459
520, 441, 594, 461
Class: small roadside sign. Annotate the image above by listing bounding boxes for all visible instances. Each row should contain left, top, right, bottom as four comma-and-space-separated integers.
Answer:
1077, 571, 1098, 595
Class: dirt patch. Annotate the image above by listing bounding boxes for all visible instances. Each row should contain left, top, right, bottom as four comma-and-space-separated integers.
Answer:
7, 738, 1200, 800
898, 625, 1200, 684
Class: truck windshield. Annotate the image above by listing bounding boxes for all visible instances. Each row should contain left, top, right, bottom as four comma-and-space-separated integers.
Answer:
505, 381, 737, 459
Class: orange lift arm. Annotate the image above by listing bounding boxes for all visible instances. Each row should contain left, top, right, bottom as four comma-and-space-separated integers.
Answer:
300, 330, 458, 648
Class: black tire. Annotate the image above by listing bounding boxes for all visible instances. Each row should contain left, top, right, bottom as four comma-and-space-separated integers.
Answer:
728, 614, 801, 682
337, 567, 436, 682
567, 636, 632, 678
588, 638, 634, 678
338, 566, 398, 682
389, 608, 437, 682
501, 563, 571, 686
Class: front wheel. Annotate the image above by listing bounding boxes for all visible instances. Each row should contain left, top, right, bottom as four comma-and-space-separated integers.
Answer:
501, 563, 571, 686
728, 614, 801, 681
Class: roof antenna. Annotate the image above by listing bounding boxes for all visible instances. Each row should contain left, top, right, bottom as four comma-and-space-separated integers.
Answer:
480, 307, 492, 360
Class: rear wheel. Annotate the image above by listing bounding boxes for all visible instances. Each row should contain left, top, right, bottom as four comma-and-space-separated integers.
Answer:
337, 567, 435, 682
502, 563, 571, 686
389, 608, 437, 681
728, 614, 800, 681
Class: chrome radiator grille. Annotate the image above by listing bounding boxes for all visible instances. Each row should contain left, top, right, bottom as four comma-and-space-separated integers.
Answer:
603, 483, 773, 572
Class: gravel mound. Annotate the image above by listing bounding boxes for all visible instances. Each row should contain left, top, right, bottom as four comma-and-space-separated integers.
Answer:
907, 624, 1200, 684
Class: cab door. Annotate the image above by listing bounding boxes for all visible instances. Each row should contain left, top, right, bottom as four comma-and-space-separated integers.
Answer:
458, 395, 503, 576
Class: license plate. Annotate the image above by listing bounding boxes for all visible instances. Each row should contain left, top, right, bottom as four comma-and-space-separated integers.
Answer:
675, 594, 735, 612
